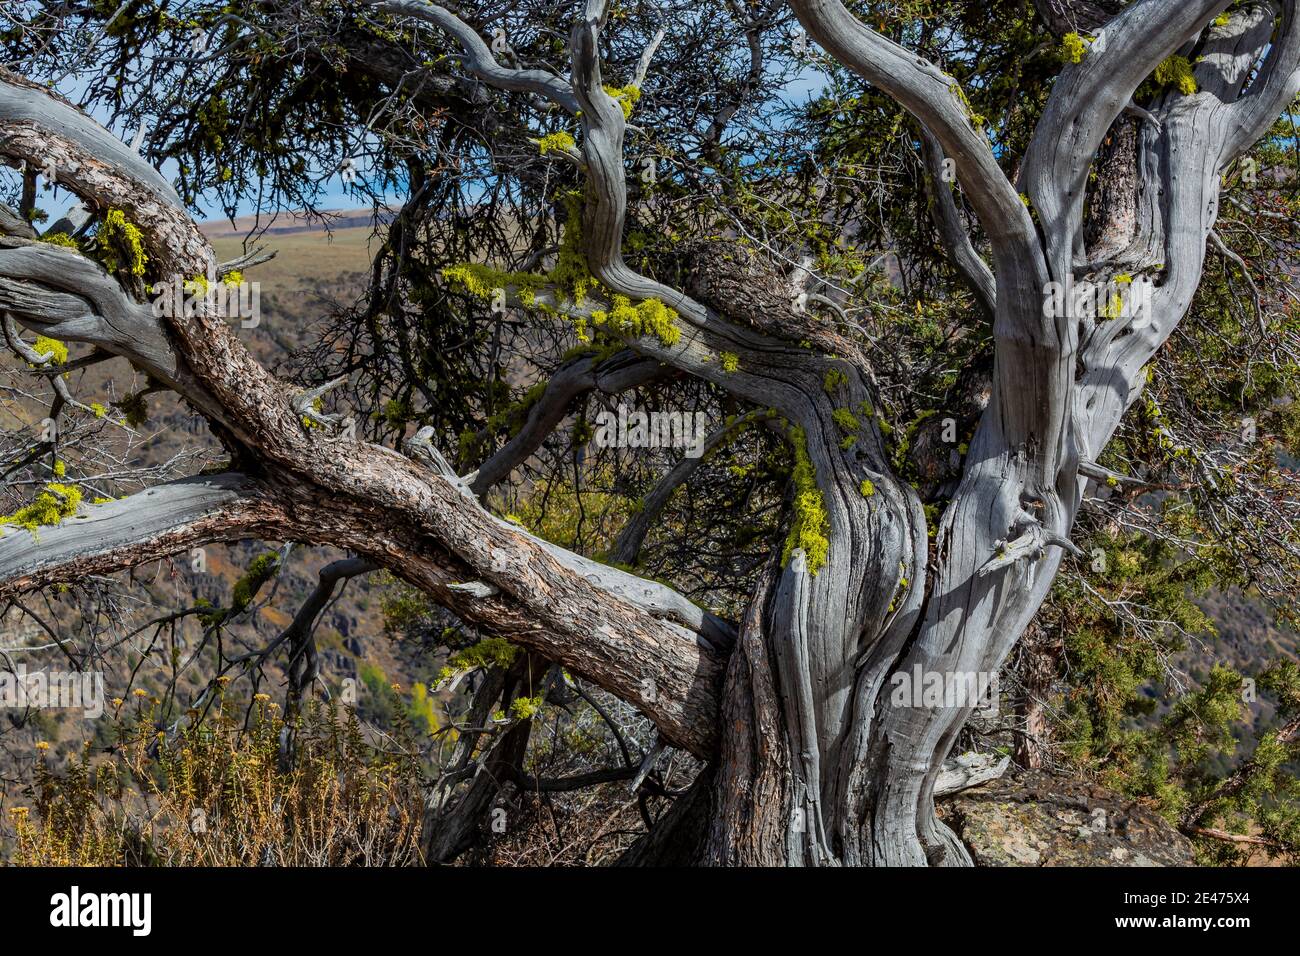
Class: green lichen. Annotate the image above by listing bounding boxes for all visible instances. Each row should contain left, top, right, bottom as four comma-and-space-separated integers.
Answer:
590, 294, 681, 347
441, 194, 677, 347
509, 695, 545, 720
439, 637, 520, 681
947, 82, 986, 131
782, 425, 830, 575
441, 262, 542, 301
31, 336, 68, 366
229, 552, 280, 615
860, 478, 875, 498
603, 84, 641, 120
832, 407, 861, 434
195, 597, 224, 628
536, 130, 577, 155
300, 396, 325, 430
97, 208, 148, 277
484, 380, 548, 438
0, 483, 82, 534
441, 194, 591, 308
549, 195, 598, 304
1154, 55, 1198, 96
116, 390, 149, 428
824, 368, 849, 393
382, 398, 410, 428
1098, 290, 1124, 320
37, 232, 80, 251
719, 351, 739, 373
1061, 32, 1087, 64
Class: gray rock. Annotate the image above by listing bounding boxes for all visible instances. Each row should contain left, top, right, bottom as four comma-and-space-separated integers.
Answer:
940, 770, 1194, 866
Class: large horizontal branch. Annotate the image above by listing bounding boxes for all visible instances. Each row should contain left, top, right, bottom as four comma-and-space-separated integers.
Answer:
0, 474, 286, 596
0, 67, 181, 208
0, 470, 730, 756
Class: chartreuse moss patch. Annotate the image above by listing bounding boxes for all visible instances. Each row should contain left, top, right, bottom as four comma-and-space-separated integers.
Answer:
441, 194, 680, 348
782, 425, 830, 574
0, 483, 83, 535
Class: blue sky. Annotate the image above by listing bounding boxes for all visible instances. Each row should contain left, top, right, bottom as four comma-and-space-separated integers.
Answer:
32, 46, 831, 230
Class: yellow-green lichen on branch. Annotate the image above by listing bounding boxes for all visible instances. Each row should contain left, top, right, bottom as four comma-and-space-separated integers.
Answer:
1154, 55, 1198, 95
0, 482, 82, 535
832, 407, 861, 434
441, 194, 590, 307
782, 425, 830, 574
97, 209, 148, 277
832, 407, 861, 450
508, 695, 545, 720
440, 262, 544, 304
442, 193, 679, 347
227, 552, 281, 618
549, 197, 599, 304
536, 131, 577, 155
603, 84, 641, 120
437, 637, 520, 683
1061, 32, 1088, 64
589, 294, 681, 347
947, 82, 987, 131
37, 232, 80, 251
31, 335, 68, 366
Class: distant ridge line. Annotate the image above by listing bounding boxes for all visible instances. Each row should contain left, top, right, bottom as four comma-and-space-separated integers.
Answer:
199, 207, 396, 239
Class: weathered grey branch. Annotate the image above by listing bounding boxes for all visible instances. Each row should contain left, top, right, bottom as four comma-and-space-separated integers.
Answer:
934, 753, 1012, 797
0, 474, 287, 596
608, 409, 778, 566
919, 127, 996, 318
0, 66, 736, 758
470, 350, 667, 495
787, 0, 1041, 302
368, 0, 581, 114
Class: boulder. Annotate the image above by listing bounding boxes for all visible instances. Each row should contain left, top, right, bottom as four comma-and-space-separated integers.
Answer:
940, 770, 1194, 866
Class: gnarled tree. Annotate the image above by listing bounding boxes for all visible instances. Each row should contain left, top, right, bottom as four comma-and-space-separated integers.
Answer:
2, 0, 1299, 865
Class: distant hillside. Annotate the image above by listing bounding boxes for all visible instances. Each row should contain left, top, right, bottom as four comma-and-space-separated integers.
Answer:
199, 206, 396, 239
199, 209, 379, 360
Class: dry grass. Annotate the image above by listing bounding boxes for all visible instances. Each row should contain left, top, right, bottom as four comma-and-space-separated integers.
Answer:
3, 692, 425, 866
